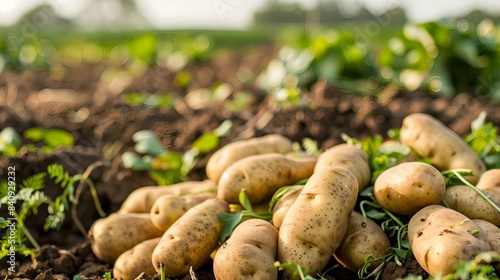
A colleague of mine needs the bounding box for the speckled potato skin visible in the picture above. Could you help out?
[113,237,161,280]
[408,205,491,276]
[213,219,279,280]
[217,153,317,204]
[119,180,217,213]
[88,213,164,264]
[399,113,486,184]
[374,162,446,216]
[476,169,500,197]
[150,193,216,231]
[278,167,358,279]
[206,134,293,183]
[333,211,391,272]
[315,143,371,192]
[272,186,303,229]
[152,198,229,278]
[444,185,500,227]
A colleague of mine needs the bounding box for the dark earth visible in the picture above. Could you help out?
[1,41,500,280]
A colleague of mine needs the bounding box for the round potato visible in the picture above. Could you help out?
[272,186,303,229]
[408,205,491,276]
[152,198,229,278]
[444,185,500,227]
[278,167,358,279]
[374,162,446,215]
[150,192,216,231]
[314,143,371,192]
[206,134,293,183]
[476,169,500,197]
[333,211,391,272]
[113,237,161,280]
[399,113,486,184]
[472,219,500,253]
[88,213,164,264]
[213,219,279,280]
[217,152,317,204]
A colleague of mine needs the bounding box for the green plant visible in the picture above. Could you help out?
[0,163,104,260]
[0,127,22,156]
[23,127,74,153]
[465,111,500,169]
[122,120,232,185]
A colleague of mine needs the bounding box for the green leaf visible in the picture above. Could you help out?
[0,127,21,148]
[218,212,243,243]
[213,119,233,137]
[121,151,152,170]
[192,132,219,154]
[43,129,74,148]
[127,33,157,63]
[239,190,252,211]
[23,127,45,141]
[133,130,166,155]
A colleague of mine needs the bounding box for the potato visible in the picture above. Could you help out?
[118,180,216,213]
[113,237,161,280]
[399,113,486,184]
[88,213,164,264]
[278,167,358,279]
[408,205,491,276]
[476,169,500,197]
[472,219,500,253]
[272,186,303,229]
[217,152,317,204]
[150,192,216,231]
[315,143,371,192]
[333,211,391,272]
[152,198,229,278]
[213,219,279,280]
[206,134,293,183]
[374,162,445,216]
[444,185,500,227]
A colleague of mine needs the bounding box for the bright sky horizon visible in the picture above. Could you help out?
[1,0,500,30]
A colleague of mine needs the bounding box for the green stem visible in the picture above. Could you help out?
[449,169,500,214]
[21,225,39,249]
[86,178,106,218]
[382,208,405,228]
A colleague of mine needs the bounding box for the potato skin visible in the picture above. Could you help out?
[472,219,500,253]
[444,185,500,227]
[119,180,216,213]
[374,162,445,216]
[152,198,229,278]
[206,134,293,183]
[213,219,279,280]
[217,153,317,204]
[88,213,164,264]
[315,143,371,192]
[408,205,491,276]
[476,169,500,197]
[150,193,216,231]
[399,113,486,184]
[333,211,391,272]
[272,186,303,229]
[278,167,358,279]
[113,237,161,280]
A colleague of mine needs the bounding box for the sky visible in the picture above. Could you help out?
[1,0,500,29]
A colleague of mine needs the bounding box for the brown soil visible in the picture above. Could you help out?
[1,42,499,280]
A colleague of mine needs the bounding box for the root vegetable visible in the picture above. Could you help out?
[272,186,303,229]
[113,237,160,280]
[476,169,500,197]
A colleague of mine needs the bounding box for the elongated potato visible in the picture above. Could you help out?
[408,205,491,276]
[150,192,216,231]
[206,134,293,183]
[113,237,161,280]
[315,143,371,192]
[213,219,279,280]
[152,198,229,278]
[399,113,486,184]
[374,162,446,216]
[444,185,500,227]
[217,152,317,204]
[88,213,164,264]
[119,180,216,213]
[476,169,500,197]
[272,186,303,229]
[333,211,391,272]
[278,167,358,279]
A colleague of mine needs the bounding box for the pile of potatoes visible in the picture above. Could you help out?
[87,113,500,280]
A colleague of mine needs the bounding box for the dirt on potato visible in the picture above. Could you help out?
[1,41,499,280]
